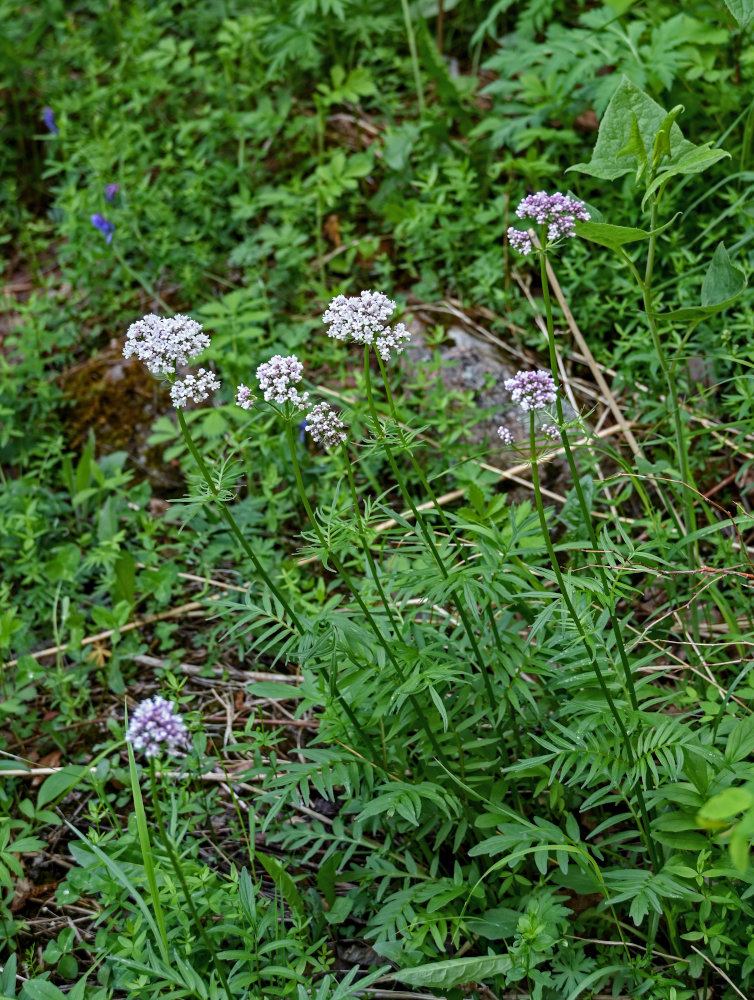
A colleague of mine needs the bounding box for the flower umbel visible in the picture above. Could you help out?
[170,369,221,408]
[323,290,410,360]
[91,213,115,244]
[506,229,532,256]
[123,314,210,375]
[256,354,309,409]
[541,423,559,440]
[126,696,188,759]
[235,384,255,410]
[305,402,347,450]
[42,107,58,135]
[504,369,558,412]
[507,191,590,255]
[497,426,514,445]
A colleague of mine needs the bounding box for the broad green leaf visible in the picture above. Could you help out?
[393,953,512,989]
[725,0,754,27]
[697,787,754,827]
[702,242,747,307]
[21,979,67,1000]
[575,214,676,250]
[650,243,746,321]
[37,766,88,809]
[569,77,694,181]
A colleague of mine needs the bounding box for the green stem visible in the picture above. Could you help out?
[539,251,639,712]
[148,761,233,1000]
[641,200,700,643]
[527,413,659,874]
[176,409,301,632]
[341,443,402,636]
[284,421,461,782]
[366,350,500,716]
[399,0,424,116]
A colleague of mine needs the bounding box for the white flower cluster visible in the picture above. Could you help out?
[235,384,255,410]
[170,369,221,409]
[305,402,346,450]
[322,291,410,361]
[126,696,188,759]
[255,354,309,409]
[123,314,210,375]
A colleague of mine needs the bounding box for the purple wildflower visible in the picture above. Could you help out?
[507,228,533,256]
[235,384,255,410]
[497,426,514,445]
[126,696,188,759]
[256,354,309,409]
[104,183,120,202]
[305,402,347,450]
[508,191,590,253]
[123,314,210,376]
[323,290,411,360]
[170,368,220,408]
[42,107,59,135]
[91,213,115,244]
[541,424,559,440]
[504,370,558,412]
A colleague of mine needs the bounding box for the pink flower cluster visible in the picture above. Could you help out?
[322,290,410,361]
[497,426,514,445]
[507,191,590,255]
[504,369,558,412]
[305,402,347,450]
[126,696,188,759]
[255,354,309,410]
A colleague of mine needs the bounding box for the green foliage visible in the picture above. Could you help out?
[3,1,754,998]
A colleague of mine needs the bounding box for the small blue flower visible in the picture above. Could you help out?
[42,107,59,136]
[90,213,115,244]
[104,183,120,202]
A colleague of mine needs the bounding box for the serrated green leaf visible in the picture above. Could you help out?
[725,0,754,27]
[569,77,693,181]
[393,953,512,989]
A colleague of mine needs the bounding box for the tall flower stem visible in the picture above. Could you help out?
[538,251,640,713]
[283,421,464,786]
[365,349,500,717]
[639,200,700,641]
[148,761,233,1000]
[175,409,301,631]
[527,413,660,875]
[341,444,402,637]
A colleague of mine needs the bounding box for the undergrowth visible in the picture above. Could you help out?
[2,2,754,999]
